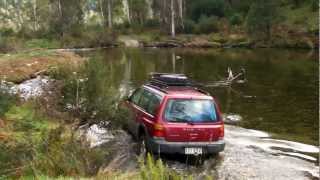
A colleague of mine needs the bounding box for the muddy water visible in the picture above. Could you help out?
[79,48,319,179]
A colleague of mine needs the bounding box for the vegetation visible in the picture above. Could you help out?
[0,0,318,179]
[0,0,317,51]
[0,86,187,178]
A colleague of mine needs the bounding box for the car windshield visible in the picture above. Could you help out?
[164,99,217,123]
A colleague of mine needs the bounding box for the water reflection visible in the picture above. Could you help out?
[80,48,318,145]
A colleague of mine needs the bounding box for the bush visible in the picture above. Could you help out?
[197,15,219,34]
[189,0,226,21]
[58,55,126,126]
[0,103,107,178]
[144,19,160,28]
[139,154,187,180]
[0,28,14,37]
[229,13,242,25]
[182,19,197,34]
[0,87,17,117]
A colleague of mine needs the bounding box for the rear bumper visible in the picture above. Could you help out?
[146,137,225,155]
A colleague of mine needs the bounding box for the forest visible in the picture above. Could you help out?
[0,0,318,50]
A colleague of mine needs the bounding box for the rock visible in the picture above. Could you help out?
[123,39,140,47]
[9,76,52,100]
[118,36,140,47]
[223,114,243,125]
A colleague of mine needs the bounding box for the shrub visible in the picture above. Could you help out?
[58,55,125,126]
[0,28,14,37]
[182,19,197,34]
[189,0,226,21]
[139,154,187,180]
[144,19,160,28]
[229,14,242,25]
[0,103,107,178]
[0,86,17,117]
[197,15,219,34]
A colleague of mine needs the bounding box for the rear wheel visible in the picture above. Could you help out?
[137,134,148,158]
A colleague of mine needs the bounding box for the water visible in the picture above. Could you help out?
[76,48,319,179]
[80,48,318,146]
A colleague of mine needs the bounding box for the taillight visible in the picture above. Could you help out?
[219,124,224,139]
[153,123,165,137]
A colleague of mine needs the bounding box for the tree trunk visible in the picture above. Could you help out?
[3,0,7,9]
[124,0,131,24]
[99,0,105,26]
[107,0,112,28]
[170,0,175,37]
[178,0,183,28]
[33,0,38,31]
[16,0,23,29]
[58,0,62,18]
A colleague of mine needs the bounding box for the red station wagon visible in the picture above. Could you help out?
[125,73,225,156]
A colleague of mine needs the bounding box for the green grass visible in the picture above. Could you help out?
[24,39,60,49]
[0,49,57,61]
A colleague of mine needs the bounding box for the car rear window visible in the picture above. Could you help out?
[164,99,217,123]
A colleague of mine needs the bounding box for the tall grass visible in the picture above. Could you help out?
[0,100,108,179]
[139,154,191,180]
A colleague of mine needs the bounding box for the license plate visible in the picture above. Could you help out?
[185,147,202,155]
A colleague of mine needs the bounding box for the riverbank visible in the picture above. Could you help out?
[118,31,318,49]
[0,26,318,54]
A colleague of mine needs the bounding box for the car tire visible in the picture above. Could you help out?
[137,134,148,158]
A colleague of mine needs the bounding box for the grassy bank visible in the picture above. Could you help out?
[0,50,83,83]
[0,90,190,179]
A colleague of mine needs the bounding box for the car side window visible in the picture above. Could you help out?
[130,88,143,105]
[147,94,161,115]
[139,90,153,111]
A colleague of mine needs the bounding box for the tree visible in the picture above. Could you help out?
[170,0,175,37]
[49,0,84,36]
[246,0,279,41]
[107,0,112,28]
[128,0,149,25]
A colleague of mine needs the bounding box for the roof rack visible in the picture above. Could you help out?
[149,72,194,87]
[147,72,210,95]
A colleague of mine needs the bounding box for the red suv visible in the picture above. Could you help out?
[125,73,225,156]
